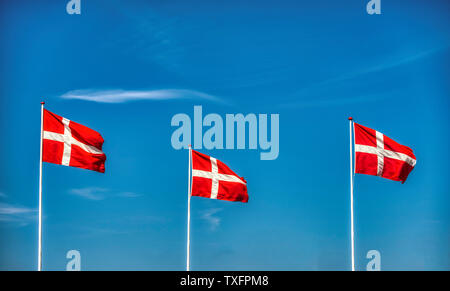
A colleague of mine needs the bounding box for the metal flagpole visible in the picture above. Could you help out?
[348,117,355,271]
[186,145,192,271]
[38,101,45,271]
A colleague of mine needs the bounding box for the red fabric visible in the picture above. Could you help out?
[42,109,106,173]
[354,123,416,183]
[191,150,248,203]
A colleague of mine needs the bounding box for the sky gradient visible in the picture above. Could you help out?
[0,0,449,270]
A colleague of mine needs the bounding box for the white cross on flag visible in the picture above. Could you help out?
[191,150,248,202]
[42,109,106,173]
[354,123,416,183]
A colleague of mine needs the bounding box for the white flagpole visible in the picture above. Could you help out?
[186,145,192,271]
[348,117,355,271]
[38,101,45,271]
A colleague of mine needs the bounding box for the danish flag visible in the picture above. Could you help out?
[191,150,248,203]
[354,123,416,183]
[42,109,106,173]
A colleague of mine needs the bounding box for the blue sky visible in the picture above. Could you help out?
[0,0,449,270]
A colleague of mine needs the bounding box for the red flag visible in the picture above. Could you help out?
[191,150,248,202]
[354,123,416,183]
[43,109,106,173]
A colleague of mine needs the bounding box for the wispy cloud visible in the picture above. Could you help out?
[60,89,224,104]
[0,192,6,198]
[68,188,142,200]
[116,192,142,198]
[281,45,449,108]
[104,1,185,71]
[201,208,222,231]
[68,187,108,201]
[0,202,37,226]
[296,46,448,96]
[74,215,168,238]
[0,203,35,215]
[279,92,393,109]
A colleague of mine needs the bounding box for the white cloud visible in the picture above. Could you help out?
[302,46,447,94]
[201,208,222,231]
[0,203,35,215]
[279,92,392,109]
[103,3,184,71]
[68,187,108,201]
[60,89,223,104]
[68,188,142,200]
[0,202,37,226]
[116,192,142,198]
[281,45,449,108]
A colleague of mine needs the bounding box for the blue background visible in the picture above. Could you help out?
[0,0,448,270]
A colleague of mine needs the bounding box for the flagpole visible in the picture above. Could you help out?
[348,117,355,271]
[38,101,45,271]
[186,145,192,271]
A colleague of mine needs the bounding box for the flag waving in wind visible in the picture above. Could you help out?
[186,148,248,271]
[43,109,106,173]
[347,119,417,271]
[37,104,106,271]
[191,149,248,203]
[354,122,416,183]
